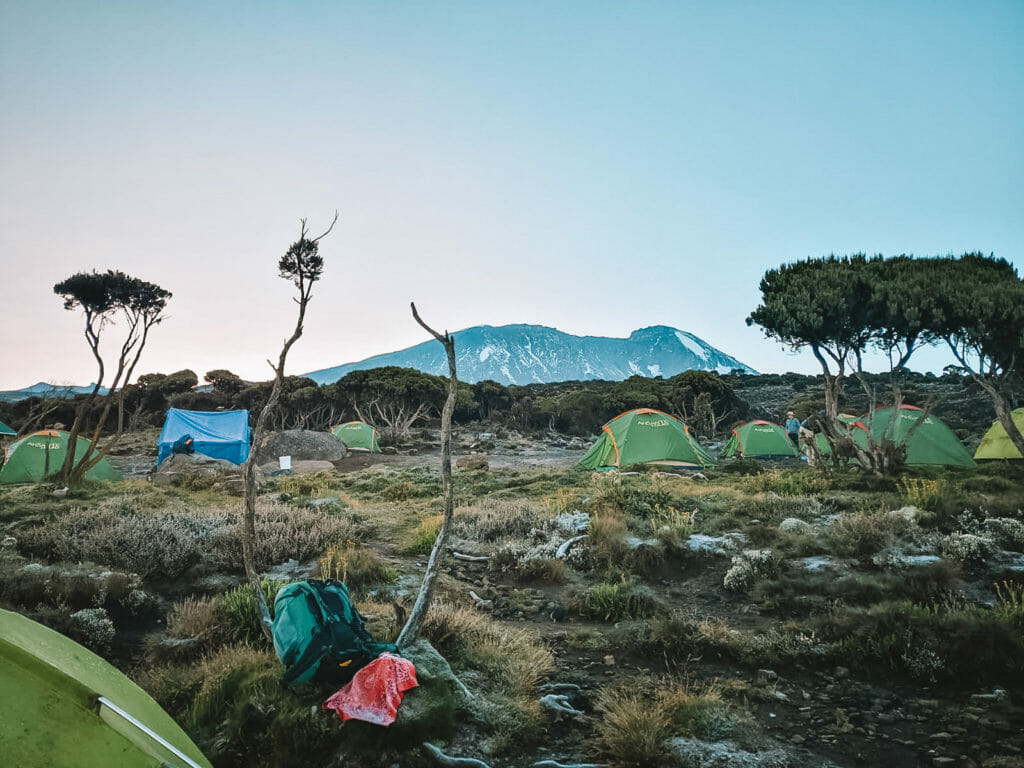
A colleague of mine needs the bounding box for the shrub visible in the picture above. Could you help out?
[404,515,443,555]
[317,540,398,588]
[581,575,658,621]
[741,469,830,496]
[723,550,781,592]
[829,509,914,560]
[217,579,287,644]
[995,580,1024,625]
[899,477,944,510]
[453,499,555,542]
[16,498,359,578]
[593,679,736,767]
[985,518,1024,552]
[68,607,115,654]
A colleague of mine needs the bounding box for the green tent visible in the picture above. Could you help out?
[863,405,975,467]
[974,408,1024,460]
[0,420,16,437]
[812,413,869,458]
[0,608,212,768]
[578,408,715,470]
[331,421,381,453]
[721,420,799,459]
[0,430,122,484]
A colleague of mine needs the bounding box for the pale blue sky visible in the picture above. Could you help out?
[1,1,1021,389]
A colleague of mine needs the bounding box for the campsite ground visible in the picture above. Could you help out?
[2,426,1024,768]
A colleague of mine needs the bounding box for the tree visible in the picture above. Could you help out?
[932,255,1024,457]
[204,369,246,395]
[395,303,458,650]
[241,213,336,639]
[53,270,171,483]
[329,367,446,442]
[747,255,933,475]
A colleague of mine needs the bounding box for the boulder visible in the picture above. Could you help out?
[390,639,465,739]
[151,453,255,494]
[258,429,347,463]
[456,454,489,471]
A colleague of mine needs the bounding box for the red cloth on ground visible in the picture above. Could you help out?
[322,652,418,726]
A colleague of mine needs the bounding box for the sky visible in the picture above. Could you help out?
[1,1,1022,390]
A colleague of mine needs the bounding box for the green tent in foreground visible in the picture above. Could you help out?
[331,421,381,453]
[0,419,16,437]
[0,608,212,768]
[0,430,122,484]
[975,408,1024,460]
[866,405,974,467]
[813,406,974,467]
[579,408,714,470]
[722,420,799,459]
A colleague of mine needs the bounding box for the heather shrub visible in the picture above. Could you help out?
[741,469,830,496]
[723,549,781,592]
[68,607,116,654]
[984,517,1024,552]
[453,499,555,542]
[16,498,359,578]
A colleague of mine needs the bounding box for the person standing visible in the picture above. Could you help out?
[785,411,800,446]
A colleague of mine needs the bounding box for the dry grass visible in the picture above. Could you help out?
[829,509,915,560]
[593,678,734,767]
[420,602,554,694]
[317,540,398,588]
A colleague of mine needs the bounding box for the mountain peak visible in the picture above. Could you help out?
[304,324,756,385]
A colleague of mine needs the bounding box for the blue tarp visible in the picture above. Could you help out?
[157,408,251,466]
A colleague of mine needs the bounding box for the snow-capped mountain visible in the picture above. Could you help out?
[303,325,757,385]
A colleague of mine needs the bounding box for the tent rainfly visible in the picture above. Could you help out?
[331,421,381,453]
[578,408,715,470]
[0,420,16,437]
[157,408,251,466]
[721,420,799,459]
[0,430,122,484]
[974,408,1024,461]
[0,608,212,768]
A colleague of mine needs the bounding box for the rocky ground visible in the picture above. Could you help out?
[34,425,1024,767]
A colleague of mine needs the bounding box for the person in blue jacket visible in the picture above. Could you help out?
[785,411,800,446]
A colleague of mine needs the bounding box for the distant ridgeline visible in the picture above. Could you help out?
[0,382,108,404]
[302,324,758,386]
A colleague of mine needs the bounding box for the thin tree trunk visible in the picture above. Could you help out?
[396,303,457,651]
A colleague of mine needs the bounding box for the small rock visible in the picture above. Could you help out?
[603,655,615,666]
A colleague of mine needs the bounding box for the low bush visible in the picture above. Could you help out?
[593,678,738,767]
[217,579,287,644]
[403,514,443,555]
[15,498,360,578]
[829,509,915,560]
[317,540,398,589]
[580,575,658,621]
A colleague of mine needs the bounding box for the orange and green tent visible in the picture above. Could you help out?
[864,405,974,467]
[331,421,381,453]
[0,430,122,484]
[1,608,212,768]
[722,420,799,459]
[974,408,1024,461]
[578,408,714,470]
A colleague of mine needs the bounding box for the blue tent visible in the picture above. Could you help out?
[157,408,251,466]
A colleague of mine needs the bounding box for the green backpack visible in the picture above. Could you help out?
[271,580,396,685]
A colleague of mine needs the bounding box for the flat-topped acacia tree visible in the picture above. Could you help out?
[53,270,171,484]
